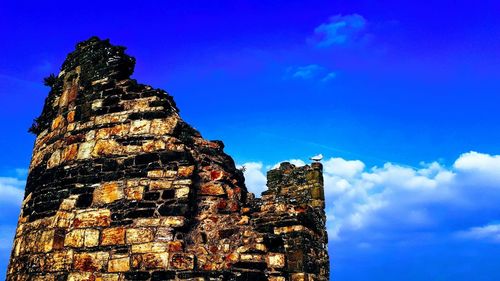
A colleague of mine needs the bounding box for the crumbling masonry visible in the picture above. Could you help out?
[7,37,329,281]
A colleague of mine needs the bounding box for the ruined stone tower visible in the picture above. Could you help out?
[7,37,329,281]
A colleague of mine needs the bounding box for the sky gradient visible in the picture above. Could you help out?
[1,1,500,280]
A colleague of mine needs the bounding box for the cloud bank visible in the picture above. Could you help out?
[242,151,500,248]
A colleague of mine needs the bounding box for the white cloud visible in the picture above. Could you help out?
[311,14,367,47]
[456,223,500,243]
[321,72,337,82]
[285,65,338,83]
[286,64,324,80]
[241,151,500,247]
[239,162,268,196]
[0,177,25,206]
[324,157,364,178]
[454,151,500,183]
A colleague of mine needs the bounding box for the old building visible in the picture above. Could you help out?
[7,37,329,281]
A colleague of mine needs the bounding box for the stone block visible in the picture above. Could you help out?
[44,250,73,272]
[131,253,169,269]
[93,182,124,205]
[126,228,154,244]
[122,98,151,111]
[73,209,111,228]
[84,229,100,247]
[267,253,286,269]
[149,180,173,190]
[131,242,168,253]
[74,252,109,272]
[290,273,308,281]
[47,149,62,169]
[96,124,129,139]
[67,111,76,122]
[101,227,125,245]
[124,184,144,200]
[142,139,166,152]
[199,183,225,196]
[155,227,174,242]
[96,274,120,281]
[62,144,79,162]
[108,257,130,272]
[77,141,96,160]
[150,117,178,135]
[51,115,66,131]
[65,229,85,247]
[67,272,94,281]
[168,241,183,252]
[177,165,195,177]
[130,120,151,135]
[92,139,123,157]
[161,216,185,227]
[135,218,161,227]
[175,186,190,199]
[94,114,127,125]
[40,229,55,252]
[240,254,264,262]
[147,169,176,179]
[210,170,227,181]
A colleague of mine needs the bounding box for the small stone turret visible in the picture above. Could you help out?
[251,162,329,280]
[7,37,329,281]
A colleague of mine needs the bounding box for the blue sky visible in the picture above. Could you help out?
[1,1,500,279]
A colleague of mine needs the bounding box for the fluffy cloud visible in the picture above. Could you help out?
[239,162,268,196]
[310,14,367,47]
[241,151,500,247]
